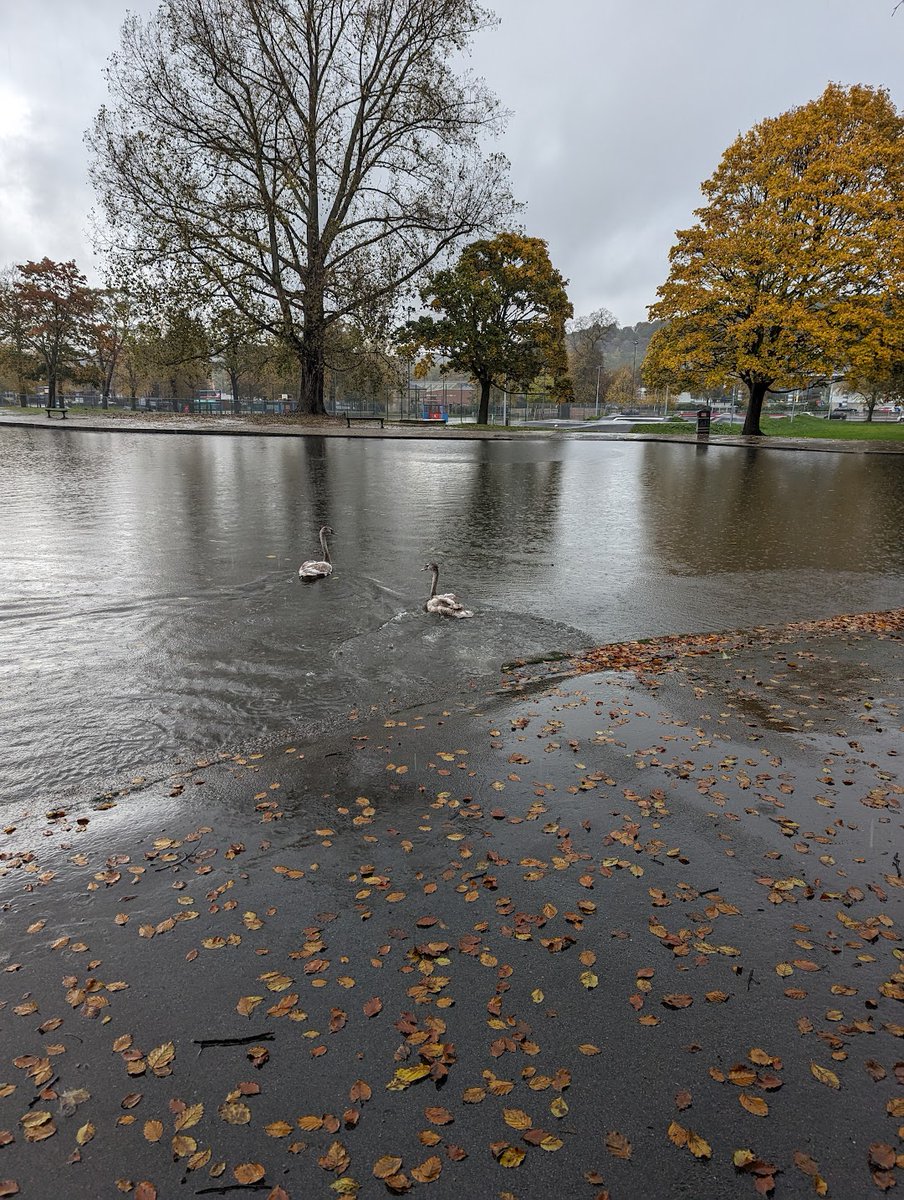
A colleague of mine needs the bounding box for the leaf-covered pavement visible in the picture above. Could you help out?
[0,614,902,1199]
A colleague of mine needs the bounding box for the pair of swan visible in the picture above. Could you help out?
[298,528,474,619]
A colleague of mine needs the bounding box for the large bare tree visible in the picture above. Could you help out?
[88,0,515,414]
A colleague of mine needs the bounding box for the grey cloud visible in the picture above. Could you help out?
[1,0,901,324]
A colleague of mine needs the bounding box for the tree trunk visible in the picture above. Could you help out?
[742,379,768,435]
[299,334,327,415]
[47,376,57,408]
[229,368,240,413]
[477,377,491,426]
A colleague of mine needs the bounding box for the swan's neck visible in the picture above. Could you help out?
[429,567,439,599]
[320,531,331,563]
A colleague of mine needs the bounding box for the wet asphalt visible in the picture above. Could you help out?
[0,620,902,1200]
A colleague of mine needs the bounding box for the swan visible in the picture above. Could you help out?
[299,526,333,580]
[422,561,474,618]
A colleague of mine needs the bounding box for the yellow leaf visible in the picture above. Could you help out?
[499,1146,526,1168]
[739,1093,768,1117]
[668,1121,687,1147]
[810,1062,840,1089]
[265,1121,294,1137]
[387,1064,430,1090]
[687,1131,712,1159]
[143,1120,163,1143]
[174,1103,203,1131]
[76,1121,95,1145]
[503,1109,532,1131]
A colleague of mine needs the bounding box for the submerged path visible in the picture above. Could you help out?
[0,613,902,1198]
[2,408,903,453]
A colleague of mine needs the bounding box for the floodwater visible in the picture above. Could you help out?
[2,427,903,805]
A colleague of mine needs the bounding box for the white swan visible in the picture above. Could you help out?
[299,526,333,580]
[423,561,474,618]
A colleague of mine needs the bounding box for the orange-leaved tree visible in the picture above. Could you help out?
[645,84,904,435]
[15,259,97,409]
[399,233,573,425]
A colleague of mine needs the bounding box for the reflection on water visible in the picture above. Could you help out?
[1,428,902,805]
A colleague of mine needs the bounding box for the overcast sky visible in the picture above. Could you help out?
[0,0,901,325]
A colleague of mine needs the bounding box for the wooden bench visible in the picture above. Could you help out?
[45,406,68,419]
[345,414,384,428]
[398,418,446,426]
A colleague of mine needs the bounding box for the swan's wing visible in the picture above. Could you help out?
[436,591,458,603]
[299,560,332,578]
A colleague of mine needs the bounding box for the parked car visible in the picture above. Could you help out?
[828,411,848,420]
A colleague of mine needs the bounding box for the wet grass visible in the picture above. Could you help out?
[632,414,904,440]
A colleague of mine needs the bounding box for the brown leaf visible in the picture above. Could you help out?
[662,994,693,1009]
[410,1156,442,1183]
[502,1109,531,1131]
[233,1163,265,1185]
[133,1185,157,1200]
[373,1156,403,1180]
[605,1131,632,1159]
[219,1102,251,1125]
[363,996,383,1018]
[675,1090,692,1111]
[869,1144,896,1171]
[424,1106,453,1126]
[349,1080,372,1103]
[318,1141,350,1174]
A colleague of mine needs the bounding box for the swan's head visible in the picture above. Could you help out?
[422,562,438,572]
[320,525,333,536]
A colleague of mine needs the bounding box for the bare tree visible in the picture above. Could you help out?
[567,307,616,411]
[88,0,515,414]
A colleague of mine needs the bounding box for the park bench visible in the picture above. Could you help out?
[344,414,384,428]
[45,406,68,419]
[398,418,446,425]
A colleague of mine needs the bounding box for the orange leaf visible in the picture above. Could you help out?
[233,1163,265,1185]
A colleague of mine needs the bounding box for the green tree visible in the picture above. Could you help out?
[84,290,133,408]
[401,232,573,425]
[646,84,904,435]
[0,266,37,407]
[89,0,515,416]
[140,308,211,402]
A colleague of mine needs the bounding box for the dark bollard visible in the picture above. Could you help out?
[696,407,711,437]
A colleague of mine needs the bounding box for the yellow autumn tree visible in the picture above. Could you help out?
[645,84,904,435]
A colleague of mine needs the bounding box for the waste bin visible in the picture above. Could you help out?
[696,407,711,436]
